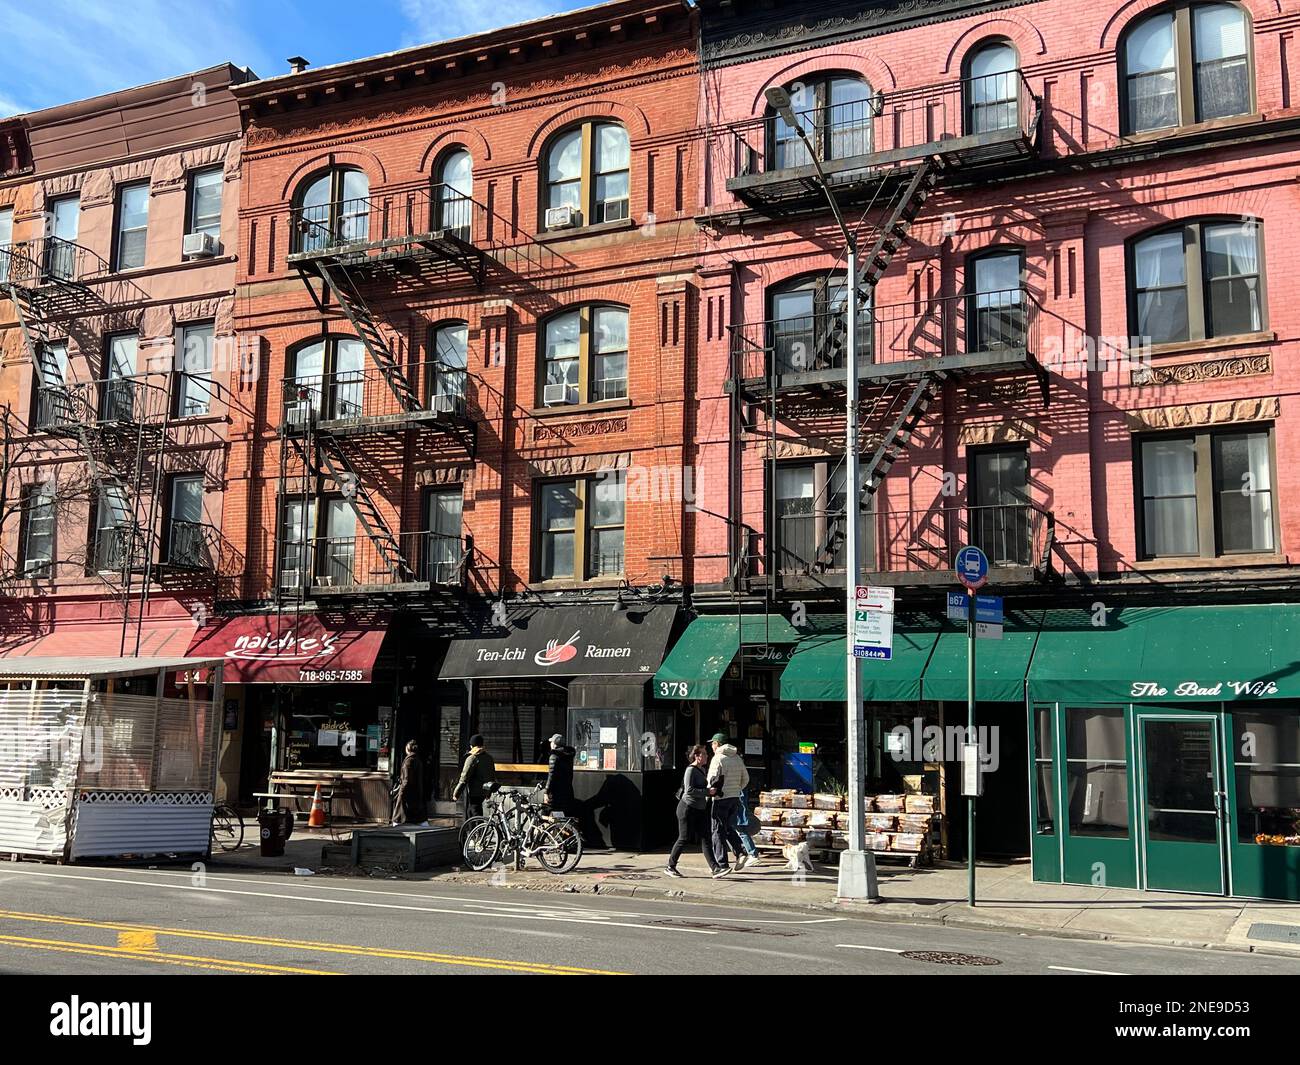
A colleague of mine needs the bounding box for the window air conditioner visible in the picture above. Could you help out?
[545,206,580,230]
[542,383,572,407]
[285,401,314,429]
[182,232,219,259]
[432,393,464,416]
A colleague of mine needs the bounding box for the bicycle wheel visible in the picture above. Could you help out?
[536,819,583,874]
[459,815,488,847]
[462,820,501,871]
[211,805,243,852]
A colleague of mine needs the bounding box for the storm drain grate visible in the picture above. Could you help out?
[899,950,1001,966]
[649,920,801,937]
[1246,922,1300,945]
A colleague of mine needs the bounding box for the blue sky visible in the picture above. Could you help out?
[0,0,583,117]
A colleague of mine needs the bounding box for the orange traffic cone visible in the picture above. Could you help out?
[308,785,327,828]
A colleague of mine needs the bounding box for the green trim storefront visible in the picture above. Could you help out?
[656,603,1300,903]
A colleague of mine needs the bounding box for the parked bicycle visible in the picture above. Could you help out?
[210,802,244,852]
[461,784,582,875]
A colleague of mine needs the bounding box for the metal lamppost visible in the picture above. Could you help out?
[764,87,877,900]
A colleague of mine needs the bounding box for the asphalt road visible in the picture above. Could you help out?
[0,861,1297,976]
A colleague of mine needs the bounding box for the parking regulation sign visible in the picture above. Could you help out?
[853,585,895,660]
[955,545,989,590]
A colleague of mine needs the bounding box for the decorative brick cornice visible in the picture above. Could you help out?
[1131,352,1272,387]
[531,416,628,444]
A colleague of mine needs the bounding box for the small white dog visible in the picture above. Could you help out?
[781,841,813,872]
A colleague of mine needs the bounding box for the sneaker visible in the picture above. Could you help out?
[712,866,733,879]
[664,867,684,878]
[741,854,761,870]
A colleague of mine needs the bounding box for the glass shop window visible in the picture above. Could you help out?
[1233,709,1300,846]
[1065,706,1129,838]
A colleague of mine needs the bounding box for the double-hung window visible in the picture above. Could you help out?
[536,472,625,581]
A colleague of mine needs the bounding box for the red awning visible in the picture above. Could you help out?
[185,612,388,684]
[0,617,197,659]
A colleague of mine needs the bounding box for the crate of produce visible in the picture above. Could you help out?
[889,832,925,853]
[866,831,891,851]
[897,813,933,833]
[758,828,781,846]
[755,806,784,825]
[760,790,794,808]
[814,793,845,810]
[904,793,937,814]
[805,828,831,848]
[874,794,905,812]
[783,808,811,827]
[788,793,813,809]
[808,810,837,830]
[865,813,898,831]
[774,826,806,845]
[830,830,849,850]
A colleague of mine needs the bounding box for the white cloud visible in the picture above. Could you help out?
[398,0,570,48]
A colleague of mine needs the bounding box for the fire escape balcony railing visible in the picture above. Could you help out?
[0,236,108,289]
[281,362,470,432]
[768,502,1055,585]
[728,286,1041,395]
[278,531,471,595]
[719,70,1039,213]
[32,373,173,434]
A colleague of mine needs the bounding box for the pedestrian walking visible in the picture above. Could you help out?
[706,732,752,877]
[391,740,429,826]
[452,734,498,819]
[544,733,576,812]
[665,744,721,878]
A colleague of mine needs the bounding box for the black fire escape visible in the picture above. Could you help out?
[721,69,1055,596]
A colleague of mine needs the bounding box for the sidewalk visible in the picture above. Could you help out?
[207,830,1300,959]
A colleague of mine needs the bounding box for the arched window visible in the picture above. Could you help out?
[428,320,468,405]
[1129,218,1264,344]
[967,249,1026,352]
[964,40,1020,134]
[767,74,875,171]
[434,149,472,239]
[538,304,628,406]
[287,335,365,422]
[292,168,369,253]
[767,272,871,374]
[542,122,629,230]
[1120,3,1252,133]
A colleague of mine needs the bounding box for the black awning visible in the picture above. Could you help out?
[438,604,677,681]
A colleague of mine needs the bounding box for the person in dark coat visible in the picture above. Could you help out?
[392,740,428,826]
[665,745,721,877]
[452,734,498,819]
[543,733,575,812]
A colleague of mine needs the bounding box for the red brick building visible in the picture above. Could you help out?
[218,1,698,824]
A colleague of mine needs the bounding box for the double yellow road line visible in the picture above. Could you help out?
[0,910,624,975]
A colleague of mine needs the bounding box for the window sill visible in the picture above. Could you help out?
[528,398,631,418]
[530,578,625,592]
[1134,332,1275,360]
[86,254,237,283]
[1116,112,1263,146]
[536,218,637,244]
[1130,553,1288,571]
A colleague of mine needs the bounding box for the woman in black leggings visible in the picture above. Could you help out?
[665,744,720,877]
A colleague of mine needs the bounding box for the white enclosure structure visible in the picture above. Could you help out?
[0,656,223,861]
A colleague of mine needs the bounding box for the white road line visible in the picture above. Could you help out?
[836,943,907,953]
[7,864,844,926]
[1048,965,1127,975]
[0,867,716,935]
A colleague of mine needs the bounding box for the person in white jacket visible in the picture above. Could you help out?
[706,733,761,875]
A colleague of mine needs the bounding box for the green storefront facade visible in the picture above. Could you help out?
[658,603,1300,902]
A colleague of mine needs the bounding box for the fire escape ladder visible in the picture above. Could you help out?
[813,159,941,371]
[814,371,947,571]
[315,262,422,413]
[297,432,414,584]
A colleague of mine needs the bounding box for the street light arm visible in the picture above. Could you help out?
[790,124,854,252]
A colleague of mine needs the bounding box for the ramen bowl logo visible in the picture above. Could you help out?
[535,631,581,667]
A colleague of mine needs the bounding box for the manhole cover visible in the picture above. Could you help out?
[899,950,1001,966]
[648,920,800,937]
[1247,922,1300,945]
[601,873,656,882]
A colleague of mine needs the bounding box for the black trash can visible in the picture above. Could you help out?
[258,808,294,858]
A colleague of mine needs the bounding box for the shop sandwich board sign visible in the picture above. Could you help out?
[853,585,895,660]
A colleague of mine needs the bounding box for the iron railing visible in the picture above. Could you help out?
[31,373,173,434]
[281,362,469,429]
[729,286,1039,385]
[0,237,109,287]
[278,531,470,592]
[287,183,533,261]
[721,70,1038,189]
[771,502,1053,579]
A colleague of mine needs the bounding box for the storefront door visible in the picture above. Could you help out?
[1137,714,1225,894]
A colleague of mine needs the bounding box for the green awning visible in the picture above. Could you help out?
[780,617,942,702]
[1027,604,1300,703]
[921,610,1044,702]
[654,614,800,701]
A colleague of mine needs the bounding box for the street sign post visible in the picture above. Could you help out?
[853,586,895,660]
[953,546,990,908]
